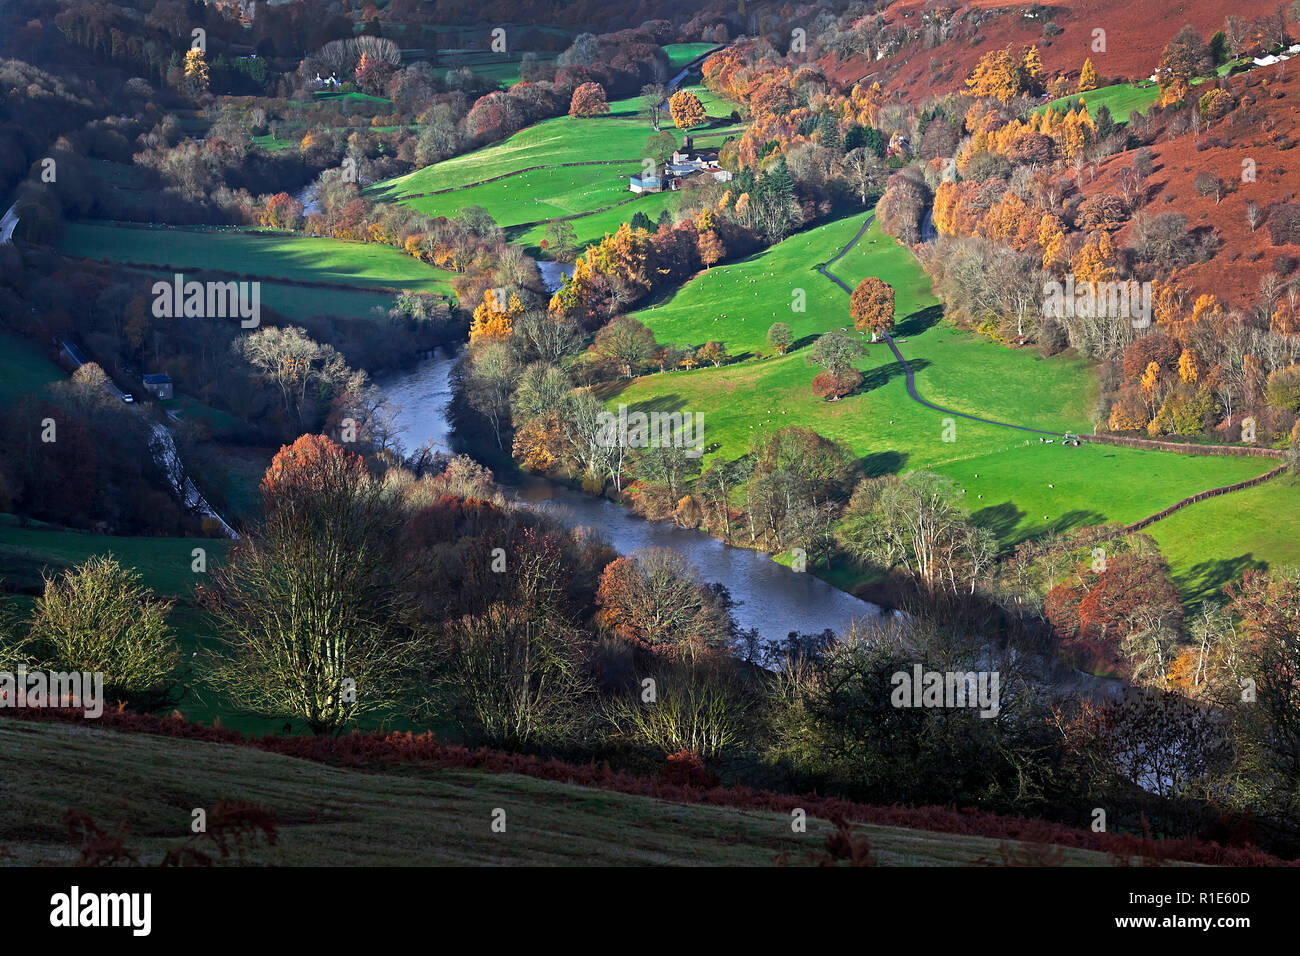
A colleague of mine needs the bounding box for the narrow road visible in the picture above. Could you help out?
[817,214,1065,437]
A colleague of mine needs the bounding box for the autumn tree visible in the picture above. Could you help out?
[849,277,895,340]
[697,229,725,268]
[669,89,707,129]
[354,51,396,95]
[261,191,304,230]
[590,315,658,378]
[1078,58,1098,92]
[569,81,610,118]
[965,47,1025,104]
[202,435,415,735]
[469,287,524,343]
[812,368,862,401]
[696,340,730,367]
[183,49,208,95]
[596,549,732,659]
[1156,24,1212,93]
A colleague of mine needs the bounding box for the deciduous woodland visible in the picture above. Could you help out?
[3,0,1300,868]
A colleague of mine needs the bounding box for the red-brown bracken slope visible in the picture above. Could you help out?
[822,0,1251,101]
[1076,58,1300,305]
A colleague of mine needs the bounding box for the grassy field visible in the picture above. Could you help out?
[510,188,682,254]
[1038,81,1159,122]
[664,42,719,70]
[0,334,65,408]
[0,516,228,598]
[60,223,452,296]
[395,161,645,225]
[1143,473,1300,606]
[117,266,398,322]
[366,86,740,202]
[0,719,1130,866]
[613,209,1276,551]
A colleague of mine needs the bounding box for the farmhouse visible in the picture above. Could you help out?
[631,151,733,193]
[142,373,173,400]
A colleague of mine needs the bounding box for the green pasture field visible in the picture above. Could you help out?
[0,334,65,409]
[0,516,227,598]
[366,86,740,202]
[510,188,683,256]
[114,266,400,322]
[59,223,452,296]
[1037,82,1159,122]
[612,210,1276,553]
[1143,473,1300,606]
[394,161,644,226]
[664,43,720,70]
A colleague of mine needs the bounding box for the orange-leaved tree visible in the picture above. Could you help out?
[849,277,895,340]
[569,81,610,118]
[470,288,524,342]
[669,89,707,129]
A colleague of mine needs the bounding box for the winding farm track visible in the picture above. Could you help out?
[817,214,1064,436]
[814,211,1292,531]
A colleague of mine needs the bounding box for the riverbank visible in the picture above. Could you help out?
[379,349,885,642]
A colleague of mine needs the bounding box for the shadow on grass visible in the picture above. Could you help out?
[1175,553,1269,609]
[859,450,908,477]
[972,506,1108,548]
[618,392,691,416]
[968,501,1025,540]
[860,357,928,393]
[894,304,943,338]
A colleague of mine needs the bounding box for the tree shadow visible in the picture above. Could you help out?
[859,357,929,393]
[858,449,908,477]
[969,501,1025,540]
[618,392,690,415]
[894,304,942,338]
[1043,509,1107,537]
[1175,554,1269,609]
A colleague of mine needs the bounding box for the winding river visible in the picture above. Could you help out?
[376,348,883,642]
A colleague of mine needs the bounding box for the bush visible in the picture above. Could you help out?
[27,556,181,711]
[1267,204,1300,246]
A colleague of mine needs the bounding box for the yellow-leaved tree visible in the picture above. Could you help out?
[668,90,707,129]
[1078,58,1098,93]
[470,288,523,342]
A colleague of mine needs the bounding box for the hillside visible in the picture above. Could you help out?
[0,718,1177,866]
[822,0,1252,99]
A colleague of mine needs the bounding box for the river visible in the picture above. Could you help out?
[0,202,19,244]
[376,348,883,642]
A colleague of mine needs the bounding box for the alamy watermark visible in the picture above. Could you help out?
[0,667,104,718]
[152,273,260,328]
[890,665,1000,718]
[1042,276,1152,329]
[596,404,705,458]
